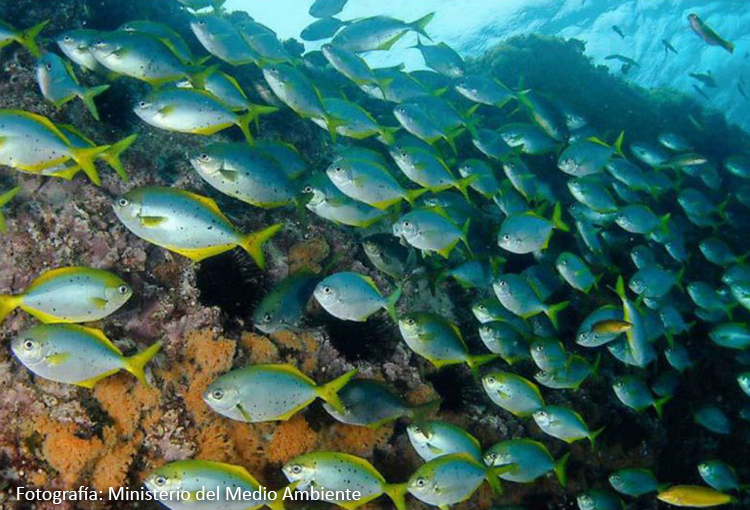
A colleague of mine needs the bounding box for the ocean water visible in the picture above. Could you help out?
[1,0,750,509]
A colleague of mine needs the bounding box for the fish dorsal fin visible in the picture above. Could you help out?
[426,206,452,221]
[174,189,231,223]
[27,266,89,292]
[200,460,260,486]
[359,274,383,295]
[76,325,123,355]
[57,123,94,146]
[220,71,249,99]
[64,60,80,85]
[10,110,72,144]
[262,363,316,386]
[587,136,610,148]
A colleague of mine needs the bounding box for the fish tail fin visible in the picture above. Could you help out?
[384,285,402,322]
[613,130,625,157]
[0,186,21,234]
[123,341,162,386]
[0,294,22,324]
[545,300,569,330]
[211,0,226,13]
[468,353,500,378]
[379,126,398,146]
[460,218,474,257]
[614,275,626,298]
[239,223,283,269]
[17,19,48,58]
[404,187,429,206]
[409,35,425,50]
[71,145,109,186]
[317,369,358,415]
[554,452,570,487]
[409,12,435,40]
[444,127,464,154]
[675,266,686,293]
[188,63,220,89]
[324,115,347,143]
[79,84,110,121]
[101,134,137,182]
[653,395,671,419]
[588,426,605,450]
[659,213,671,235]
[551,201,570,232]
[383,483,408,510]
[725,40,735,54]
[591,352,602,378]
[453,174,477,203]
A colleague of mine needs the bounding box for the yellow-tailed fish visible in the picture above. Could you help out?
[0,109,109,185]
[90,30,215,87]
[188,142,298,209]
[0,266,132,325]
[331,13,435,53]
[144,460,287,510]
[0,18,48,57]
[36,53,110,120]
[313,271,401,322]
[262,63,344,140]
[283,452,407,510]
[119,20,199,66]
[203,364,356,422]
[133,87,276,142]
[189,14,260,66]
[407,453,513,508]
[11,324,161,388]
[0,186,20,234]
[112,186,282,268]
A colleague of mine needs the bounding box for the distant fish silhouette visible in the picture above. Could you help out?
[662,39,678,55]
[612,25,625,39]
[738,83,748,99]
[688,13,734,53]
[605,54,640,67]
[689,72,717,88]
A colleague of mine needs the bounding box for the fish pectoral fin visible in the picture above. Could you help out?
[219,169,239,182]
[75,369,120,389]
[138,215,167,227]
[45,353,70,366]
[157,104,176,115]
[236,403,253,422]
[426,444,443,455]
[90,297,109,309]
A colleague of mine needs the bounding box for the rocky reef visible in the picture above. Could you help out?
[0,1,748,510]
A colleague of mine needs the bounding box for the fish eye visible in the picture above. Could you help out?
[322,286,332,294]
[415,477,427,488]
[199,153,210,161]
[263,313,272,322]
[64,35,71,41]
[534,344,543,351]
[118,284,129,295]
[211,389,224,400]
[290,464,302,474]
[198,20,206,26]
[486,453,497,462]
[403,221,411,227]
[45,63,52,71]
[502,234,511,241]
[23,339,36,350]
[334,166,343,173]
[405,317,416,326]
[96,39,103,45]
[486,376,496,384]
[117,198,129,207]
[302,185,313,194]
[139,101,148,108]
[538,370,547,377]
[154,476,167,487]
